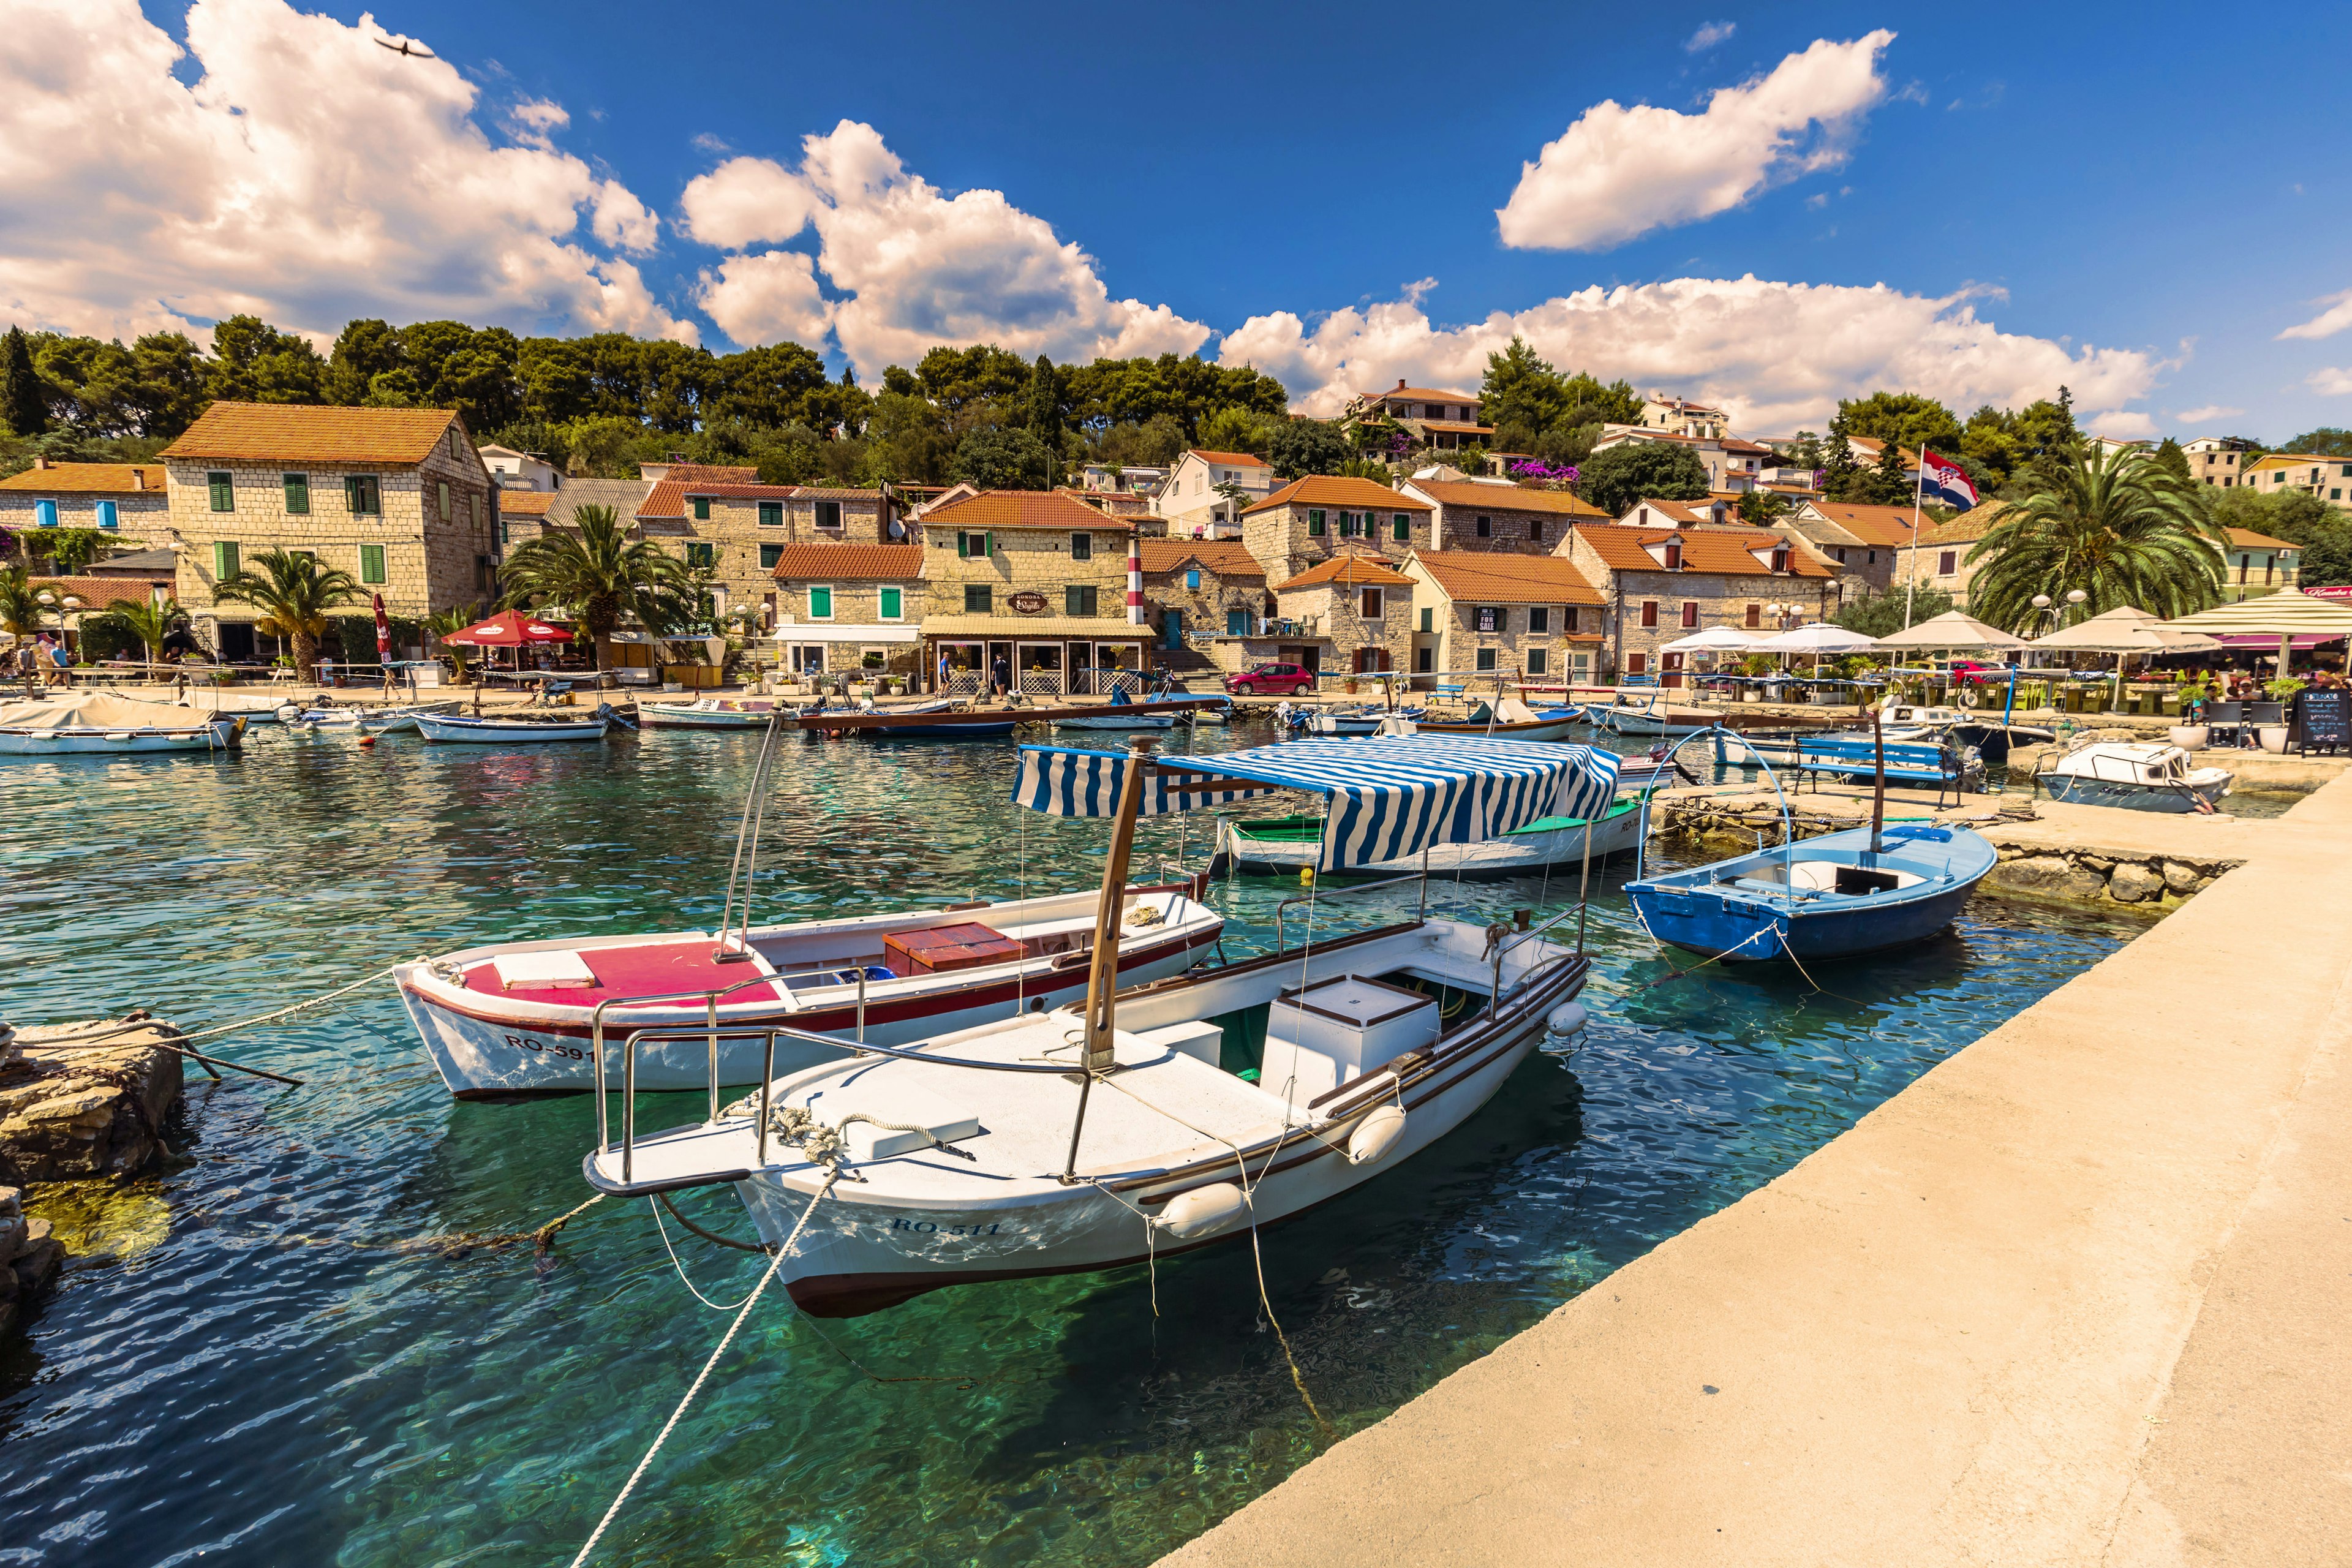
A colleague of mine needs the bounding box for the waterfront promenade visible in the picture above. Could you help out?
[1161,772,2352,1566]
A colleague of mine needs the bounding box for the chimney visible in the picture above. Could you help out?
[132,469,146,489]
[31,455,49,469]
[1396,379,1407,391]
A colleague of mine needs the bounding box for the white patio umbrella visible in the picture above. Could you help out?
[2029,607,2220,711]
[1659,625,1763,653]
[1874,610,2029,651]
[1754,623,1879,653]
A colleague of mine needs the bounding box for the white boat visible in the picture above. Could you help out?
[1587,699,1724,738]
[2035,741,2231,813]
[638,697,778,730]
[1214,795,1650,876]
[1052,706,1178,731]
[279,701,459,734]
[394,885,1224,1098]
[0,692,244,756]
[415,707,616,744]
[581,733,1618,1315]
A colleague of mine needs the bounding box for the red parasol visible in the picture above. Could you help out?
[439,608,573,647]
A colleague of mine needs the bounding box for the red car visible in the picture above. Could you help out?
[1225,662,1317,696]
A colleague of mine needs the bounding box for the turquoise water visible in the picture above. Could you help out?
[0,720,2138,1566]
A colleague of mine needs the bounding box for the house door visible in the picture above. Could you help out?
[1162,609,1183,651]
[1662,650,1685,688]
[1226,607,1250,636]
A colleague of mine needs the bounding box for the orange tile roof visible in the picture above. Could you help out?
[497,490,557,516]
[1409,480,1610,518]
[1801,500,1925,548]
[654,462,760,484]
[2225,527,2299,549]
[1138,540,1265,579]
[161,402,462,465]
[768,543,924,581]
[1187,449,1267,467]
[1572,523,1831,579]
[790,487,886,502]
[1275,554,1416,590]
[1411,550,1602,605]
[1622,498,1718,527]
[1848,436,1921,466]
[923,490,1137,531]
[638,479,686,519]
[679,483,801,499]
[0,462,167,494]
[30,574,171,610]
[1244,476,1434,516]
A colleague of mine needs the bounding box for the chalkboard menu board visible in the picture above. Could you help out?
[2292,688,2350,754]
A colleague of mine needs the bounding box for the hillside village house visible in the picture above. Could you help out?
[160,402,497,662]
[1639,394,1727,439]
[1078,462,1166,499]
[1890,500,2006,610]
[1139,539,1267,670]
[1155,450,1275,537]
[1057,486,1156,526]
[2183,437,2256,488]
[918,489,1152,695]
[767,542,924,677]
[1617,496,1740,530]
[479,445,562,491]
[1269,554,1418,675]
[1558,520,1833,682]
[634,480,895,629]
[1402,550,1606,685]
[0,461,171,551]
[1396,477,1611,552]
[1774,499,1925,602]
[2221,529,2301,601]
[1240,475,1433,581]
[2242,453,2352,512]
[1343,381,1494,455]
[1589,426,1756,493]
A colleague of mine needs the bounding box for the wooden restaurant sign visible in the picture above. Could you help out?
[1008,590,1049,614]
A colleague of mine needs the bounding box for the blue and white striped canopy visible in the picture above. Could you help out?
[1012,737,1622,871]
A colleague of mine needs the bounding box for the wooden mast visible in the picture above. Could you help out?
[1061,739,1150,1181]
[1869,707,1887,854]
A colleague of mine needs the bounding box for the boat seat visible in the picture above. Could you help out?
[1730,878,1823,899]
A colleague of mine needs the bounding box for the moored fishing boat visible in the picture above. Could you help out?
[415,706,623,744]
[637,696,778,729]
[2035,741,2231,813]
[0,692,244,756]
[1212,793,1648,876]
[581,732,1617,1314]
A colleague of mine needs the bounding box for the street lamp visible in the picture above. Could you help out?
[2029,588,2089,630]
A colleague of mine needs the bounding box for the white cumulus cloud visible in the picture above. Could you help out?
[681,121,1210,373]
[1498,31,1896,252]
[2174,404,2246,424]
[2309,368,2352,398]
[1685,21,1736,52]
[0,0,690,345]
[1217,276,2162,434]
[2279,288,2352,342]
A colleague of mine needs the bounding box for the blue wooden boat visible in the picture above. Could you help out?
[1625,823,1996,962]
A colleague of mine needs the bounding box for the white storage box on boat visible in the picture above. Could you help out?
[809,1080,981,1162]
[1133,1020,1224,1068]
[492,949,598,990]
[1156,1182,1246,1239]
[1259,974,1438,1108]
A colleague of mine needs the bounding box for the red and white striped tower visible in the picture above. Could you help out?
[1126,532,1145,625]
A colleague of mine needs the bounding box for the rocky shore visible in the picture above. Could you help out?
[0,1017,186,1333]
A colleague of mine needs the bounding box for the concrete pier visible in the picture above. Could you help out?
[1161,773,2352,1567]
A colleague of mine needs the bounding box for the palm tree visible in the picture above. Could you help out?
[0,563,42,640]
[498,503,692,670]
[424,601,484,682]
[1964,447,2225,630]
[212,549,362,674]
[111,596,184,663]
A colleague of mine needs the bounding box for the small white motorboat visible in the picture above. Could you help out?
[279,701,459,734]
[0,692,244,756]
[415,706,619,744]
[638,697,778,730]
[1052,709,1178,731]
[2035,741,2231,813]
[581,733,1616,1316]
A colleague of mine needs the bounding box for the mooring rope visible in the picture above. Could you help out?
[567,1175,834,1568]
[649,1197,766,1311]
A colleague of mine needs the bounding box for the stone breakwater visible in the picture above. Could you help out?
[1985,844,2241,907]
[0,1017,186,1332]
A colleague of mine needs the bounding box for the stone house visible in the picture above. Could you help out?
[478,445,562,491]
[2241,453,2352,513]
[1155,449,1275,537]
[768,542,925,677]
[1270,554,1418,676]
[1889,500,2007,611]
[0,461,172,552]
[917,489,1153,695]
[1396,477,1611,554]
[1139,539,1268,672]
[1401,550,1607,687]
[2182,436,2256,489]
[1617,496,1740,530]
[159,402,498,662]
[1775,499,1926,603]
[1240,475,1434,583]
[1558,522,1834,682]
[1342,381,1494,456]
[634,479,896,630]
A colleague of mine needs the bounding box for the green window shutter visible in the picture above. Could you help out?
[1393,513,1409,541]
[810,586,833,618]
[1420,607,1433,633]
[685,542,715,569]
[283,473,309,514]
[880,586,902,619]
[957,532,971,558]
[965,584,992,614]
[438,481,451,522]
[208,472,233,511]
[758,501,782,527]
[360,544,386,584]
[985,532,993,556]
[1066,586,1084,616]
[759,543,782,568]
[214,541,239,578]
[1307,509,1325,537]
[693,496,710,521]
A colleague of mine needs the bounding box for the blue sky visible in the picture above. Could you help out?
[63,1,2352,440]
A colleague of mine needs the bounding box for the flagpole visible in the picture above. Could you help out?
[1902,440,1926,631]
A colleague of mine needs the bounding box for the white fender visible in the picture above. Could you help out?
[1546,1001,1589,1039]
[1155,1182,1246,1240]
[1346,1104,1408,1166]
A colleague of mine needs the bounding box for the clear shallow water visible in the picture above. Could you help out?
[0,719,2139,1567]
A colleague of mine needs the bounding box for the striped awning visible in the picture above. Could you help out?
[2164,591,2352,635]
[1012,737,1622,870]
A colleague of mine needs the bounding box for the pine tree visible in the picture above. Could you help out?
[2,326,47,437]
[1868,435,1910,505]
[1025,354,1062,474]
[1822,413,1861,499]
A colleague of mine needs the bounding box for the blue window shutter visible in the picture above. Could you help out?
[35,499,58,528]
[97,500,118,530]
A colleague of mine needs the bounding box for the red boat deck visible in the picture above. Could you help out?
[464,939,787,1008]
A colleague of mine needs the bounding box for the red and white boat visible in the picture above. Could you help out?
[393,883,1222,1099]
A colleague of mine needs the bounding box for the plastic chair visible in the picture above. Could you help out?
[2205,700,2244,747]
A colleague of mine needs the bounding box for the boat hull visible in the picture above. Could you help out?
[415,713,611,743]
[1630,877,1978,961]
[2040,774,2227,813]
[1221,800,1648,877]
[730,948,1581,1316]
[0,714,242,755]
[638,704,774,729]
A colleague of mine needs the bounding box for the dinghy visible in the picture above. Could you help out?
[638,697,778,729]
[0,692,244,756]
[415,706,620,744]
[580,733,1618,1315]
[2035,741,2231,813]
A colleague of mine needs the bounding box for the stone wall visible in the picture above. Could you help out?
[0,491,172,548]
[1983,845,2239,907]
[1275,580,1416,674]
[919,523,1129,619]
[1242,502,1428,582]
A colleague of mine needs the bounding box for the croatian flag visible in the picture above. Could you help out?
[1920,448,1978,508]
